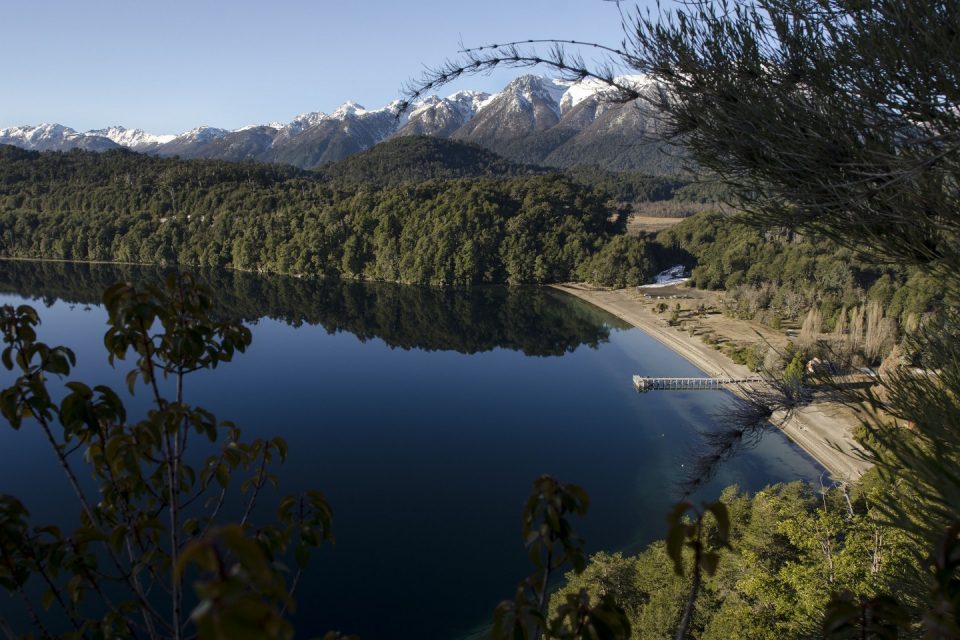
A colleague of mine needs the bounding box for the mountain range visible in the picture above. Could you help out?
[0,75,680,174]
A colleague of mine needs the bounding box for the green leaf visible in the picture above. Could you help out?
[109,525,129,553]
[215,464,230,488]
[295,542,310,569]
[125,369,138,395]
[272,436,289,462]
[183,518,200,536]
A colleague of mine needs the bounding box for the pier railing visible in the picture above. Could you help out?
[632,374,762,391]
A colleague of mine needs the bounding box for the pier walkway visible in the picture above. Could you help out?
[632,374,763,392]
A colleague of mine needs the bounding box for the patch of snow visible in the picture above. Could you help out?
[1,123,77,143]
[378,99,408,127]
[87,126,175,147]
[408,96,441,120]
[332,101,367,118]
[475,91,499,112]
[640,265,690,288]
[536,76,568,109]
[0,123,115,150]
[559,74,649,113]
[231,122,283,133]
[173,126,229,143]
[282,111,328,135]
[408,90,492,126]
[449,90,490,113]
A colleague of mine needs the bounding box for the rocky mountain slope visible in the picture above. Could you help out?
[1,75,681,174]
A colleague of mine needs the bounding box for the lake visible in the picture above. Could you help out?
[0,262,823,639]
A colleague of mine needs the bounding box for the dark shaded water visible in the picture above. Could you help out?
[0,262,822,639]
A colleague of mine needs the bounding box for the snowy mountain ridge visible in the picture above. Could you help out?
[86,126,176,149]
[1,75,632,149]
[559,74,648,112]
[0,74,673,173]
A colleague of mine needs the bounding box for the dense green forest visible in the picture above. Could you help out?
[318,138,720,206]
[314,136,544,186]
[0,144,658,287]
[552,479,916,639]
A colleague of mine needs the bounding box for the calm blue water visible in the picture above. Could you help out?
[0,263,822,639]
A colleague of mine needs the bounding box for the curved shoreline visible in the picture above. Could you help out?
[0,254,870,479]
[552,284,871,480]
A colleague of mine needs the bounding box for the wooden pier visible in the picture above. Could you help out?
[632,374,762,392]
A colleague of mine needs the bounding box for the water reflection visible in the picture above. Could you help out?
[0,260,627,356]
[0,260,822,639]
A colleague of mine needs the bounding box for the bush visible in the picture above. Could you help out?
[727,344,765,372]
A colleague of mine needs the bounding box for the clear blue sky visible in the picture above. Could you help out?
[1,0,655,133]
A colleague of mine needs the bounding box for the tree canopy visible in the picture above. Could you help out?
[0,145,659,288]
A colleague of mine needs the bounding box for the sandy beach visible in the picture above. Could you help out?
[553,284,871,480]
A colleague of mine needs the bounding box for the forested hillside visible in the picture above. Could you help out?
[314,136,543,186]
[0,145,657,286]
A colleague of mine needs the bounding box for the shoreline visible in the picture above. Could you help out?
[0,256,870,478]
[552,283,871,481]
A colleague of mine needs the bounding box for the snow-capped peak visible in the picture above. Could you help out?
[559,74,649,112]
[0,123,84,146]
[493,75,569,118]
[285,111,328,133]
[401,90,491,136]
[233,123,285,132]
[0,72,659,165]
[409,95,441,114]
[447,91,491,117]
[86,126,175,147]
[281,100,403,135]
[0,123,126,152]
[0,124,177,149]
[332,101,366,118]
[173,126,229,143]
[405,89,495,119]
[0,123,77,143]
